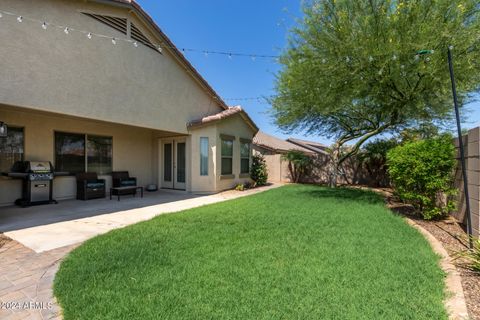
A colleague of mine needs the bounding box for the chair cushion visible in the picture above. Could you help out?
[120,180,136,187]
[86,182,105,189]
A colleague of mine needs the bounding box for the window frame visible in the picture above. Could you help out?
[240,138,251,175]
[220,134,235,177]
[0,126,25,173]
[54,131,113,175]
[200,137,209,176]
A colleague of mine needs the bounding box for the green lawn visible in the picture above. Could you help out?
[54,185,446,320]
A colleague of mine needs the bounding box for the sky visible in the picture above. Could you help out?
[137,0,480,145]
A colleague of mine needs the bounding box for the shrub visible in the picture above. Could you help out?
[251,154,268,186]
[282,150,313,183]
[386,134,456,220]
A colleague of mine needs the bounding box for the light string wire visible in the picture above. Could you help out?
[0,9,280,60]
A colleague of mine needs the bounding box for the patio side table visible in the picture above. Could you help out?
[110,186,144,201]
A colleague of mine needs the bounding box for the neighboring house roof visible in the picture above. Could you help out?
[253,131,313,154]
[287,138,330,155]
[94,0,228,110]
[187,106,259,133]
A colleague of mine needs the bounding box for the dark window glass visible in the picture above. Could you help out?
[240,141,250,174]
[164,143,172,182]
[0,127,24,173]
[177,142,186,183]
[200,137,208,176]
[55,132,85,174]
[87,135,112,175]
[221,138,233,175]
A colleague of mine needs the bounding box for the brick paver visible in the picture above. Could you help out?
[0,240,77,320]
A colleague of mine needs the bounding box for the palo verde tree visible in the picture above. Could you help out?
[271,0,480,186]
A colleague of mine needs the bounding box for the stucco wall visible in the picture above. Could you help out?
[189,125,218,193]
[0,0,224,133]
[0,105,158,206]
[215,115,255,191]
[253,146,290,183]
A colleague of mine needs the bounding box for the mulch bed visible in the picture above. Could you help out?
[381,189,480,320]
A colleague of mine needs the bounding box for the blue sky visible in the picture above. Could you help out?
[137,0,479,145]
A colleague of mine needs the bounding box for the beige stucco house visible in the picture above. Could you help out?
[0,0,258,206]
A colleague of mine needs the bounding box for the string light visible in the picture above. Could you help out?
[133,41,138,48]
[16,16,22,23]
[111,37,116,45]
[368,56,374,62]
[64,27,69,34]
[41,22,47,30]
[87,32,92,39]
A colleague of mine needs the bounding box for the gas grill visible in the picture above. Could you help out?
[8,161,58,207]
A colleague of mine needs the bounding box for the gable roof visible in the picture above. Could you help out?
[187,106,259,133]
[93,0,228,110]
[253,131,313,154]
[286,138,330,155]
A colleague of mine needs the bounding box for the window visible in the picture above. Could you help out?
[240,140,251,174]
[55,132,112,174]
[87,135,113,175]
[200,137,209,176]
[0,127,24,173]
[220,136,234,175]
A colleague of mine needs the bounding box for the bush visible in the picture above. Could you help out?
[235,184,245,191]
[251,154,268,186]
[386,134,456,220]
[282,150,313,183]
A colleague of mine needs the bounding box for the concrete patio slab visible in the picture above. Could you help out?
[1,184,282,253]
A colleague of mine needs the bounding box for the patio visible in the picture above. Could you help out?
[0,184,281,253]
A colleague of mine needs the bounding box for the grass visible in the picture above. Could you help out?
[54,185,446,320]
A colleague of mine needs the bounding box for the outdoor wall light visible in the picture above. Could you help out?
[0,121,7,137]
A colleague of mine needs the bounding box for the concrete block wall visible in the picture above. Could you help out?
[453,127,480,236]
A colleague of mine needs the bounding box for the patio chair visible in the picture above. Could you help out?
[112,171,137,197]
[76,172,106,200]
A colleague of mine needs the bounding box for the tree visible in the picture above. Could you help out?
[358,138,398,187]
[271,0,480,187]
[282,150,313,183]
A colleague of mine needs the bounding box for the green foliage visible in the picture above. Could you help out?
[282,150,313,182]
[387,134,457,219]
[250,154,268,186]
[54,185,447,320]
[455,237,480,272]
[359,138,398,187]
[271,0,480,180]
[235,183,245,191]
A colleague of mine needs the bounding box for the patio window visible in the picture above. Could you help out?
[0,127,24,173]
[55,132,112,175]
[240,139,251,174]
[200,137,209,176]
[220,135,234,175]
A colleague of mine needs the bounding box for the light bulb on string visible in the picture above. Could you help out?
[368,56,374,62]
[42,22,47,30]
[345,56,351,63]
[392,54,397,60]
[204,51,209,58]
[87,32,92,39]
[449,45,454,50]
[252,55,256,62]
[321,58,327,64]
[64,27,69,34]
[157,46,162,53]
[111,38,116,45]
[133,41,138,48]
[228,53,233,60]
[17,16,23,23]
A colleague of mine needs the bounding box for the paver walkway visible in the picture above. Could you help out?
[0,184,281,319]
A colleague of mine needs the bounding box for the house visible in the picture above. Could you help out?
[0,0,258,206]
[253,131,314,183]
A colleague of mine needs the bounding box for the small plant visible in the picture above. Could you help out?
[454,237,480,272]
[235,184,245,191]
[251,154,268,186]
[387,134,456,220]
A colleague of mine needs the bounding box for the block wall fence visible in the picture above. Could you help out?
[453,127,480,237]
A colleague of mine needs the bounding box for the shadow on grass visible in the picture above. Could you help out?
[301,186,384,205]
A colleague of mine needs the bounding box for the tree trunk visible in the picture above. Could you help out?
[329,143,341,187]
